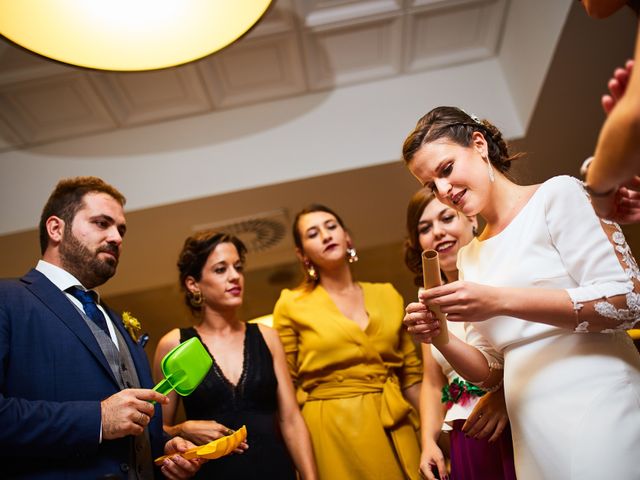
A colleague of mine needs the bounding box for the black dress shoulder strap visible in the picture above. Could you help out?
[179,326,198,343]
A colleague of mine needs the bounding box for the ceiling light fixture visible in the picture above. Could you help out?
[0,0,273,71]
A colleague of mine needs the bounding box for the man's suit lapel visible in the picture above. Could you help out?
[21,269,120,387]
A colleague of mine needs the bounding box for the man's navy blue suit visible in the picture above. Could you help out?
[0,269,164,479]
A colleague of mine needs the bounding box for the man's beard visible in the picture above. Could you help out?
[59,228,119,289]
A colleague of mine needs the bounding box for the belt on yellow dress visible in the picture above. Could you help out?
[305,374,421,480]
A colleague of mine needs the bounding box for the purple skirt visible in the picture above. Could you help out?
[448,419,517,480]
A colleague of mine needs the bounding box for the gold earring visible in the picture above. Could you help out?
[304,259,318,281]
[189,290,203,307]
[346,246,358,263]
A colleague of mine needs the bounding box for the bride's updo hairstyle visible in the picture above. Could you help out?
[402,106,523,174]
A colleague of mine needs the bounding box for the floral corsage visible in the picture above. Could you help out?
[441,377,486,410]
[122,311,142,343]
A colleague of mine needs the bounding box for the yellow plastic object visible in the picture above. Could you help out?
[628,329,640,340]
[154,425,247,465]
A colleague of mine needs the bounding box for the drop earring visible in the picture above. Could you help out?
[346,246,359,264]
[485,156,495,183]
[304,259,318,281]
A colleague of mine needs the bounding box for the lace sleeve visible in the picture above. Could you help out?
[544,177,640,333]
[573,219,640,333]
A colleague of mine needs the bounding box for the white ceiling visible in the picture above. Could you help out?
[0,0,510,150]
[1,0,639,341]
[0,0,573,237]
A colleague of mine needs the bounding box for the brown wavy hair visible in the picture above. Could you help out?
[177,231,247,314]
[404,189,437,287]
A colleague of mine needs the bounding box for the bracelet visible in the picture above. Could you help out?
[583,181,617,198]
[580,157,618,197]
[579,156,594,177]
[473,361,503,392]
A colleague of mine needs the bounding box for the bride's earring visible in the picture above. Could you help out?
[484,155,495,183]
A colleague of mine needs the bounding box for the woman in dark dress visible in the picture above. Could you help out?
[153,231,317,479]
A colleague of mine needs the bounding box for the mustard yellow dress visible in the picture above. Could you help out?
[273,282,422,480]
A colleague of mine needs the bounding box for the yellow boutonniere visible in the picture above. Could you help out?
[122,311,142,342]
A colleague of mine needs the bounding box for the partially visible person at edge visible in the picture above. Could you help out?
[579,0,640,223]
[272,204,423,480]
[402,106,640,479]
[154,231,318,480]
[404,188,517,480]
[0,176,200,479]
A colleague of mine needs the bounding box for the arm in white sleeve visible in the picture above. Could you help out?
[545,176,640,332]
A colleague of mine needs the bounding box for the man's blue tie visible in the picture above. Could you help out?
[67,287,110,335]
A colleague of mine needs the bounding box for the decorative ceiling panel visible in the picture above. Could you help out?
[246,0,297,38]
[199,32,307,109]
[295,0,401,27]
[0,43,69,86]
[303,14,403,90]
[90,65,212,126]
[405,0,506,72]
[0,73,116,144]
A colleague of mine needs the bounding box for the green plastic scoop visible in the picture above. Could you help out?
[153,337,212,396]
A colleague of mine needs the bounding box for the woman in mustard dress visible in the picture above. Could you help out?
[273,204,423,480]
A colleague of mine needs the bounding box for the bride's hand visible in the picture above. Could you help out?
[419,281,499,323]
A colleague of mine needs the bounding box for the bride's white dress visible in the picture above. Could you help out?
[458,176,640,480]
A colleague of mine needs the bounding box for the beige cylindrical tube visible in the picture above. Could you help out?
[421,249,449,346]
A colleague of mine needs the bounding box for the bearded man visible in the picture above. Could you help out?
[0,177,200,479]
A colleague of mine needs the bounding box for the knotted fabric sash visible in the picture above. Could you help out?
[306,374,420,480]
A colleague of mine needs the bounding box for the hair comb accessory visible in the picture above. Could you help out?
[459,107,482,125]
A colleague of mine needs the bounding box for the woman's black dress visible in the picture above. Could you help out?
[180,324,296,479]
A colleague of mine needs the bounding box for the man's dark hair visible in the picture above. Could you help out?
[39,176,126,254]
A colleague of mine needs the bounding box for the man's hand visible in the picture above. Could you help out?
[101,389,168,440]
